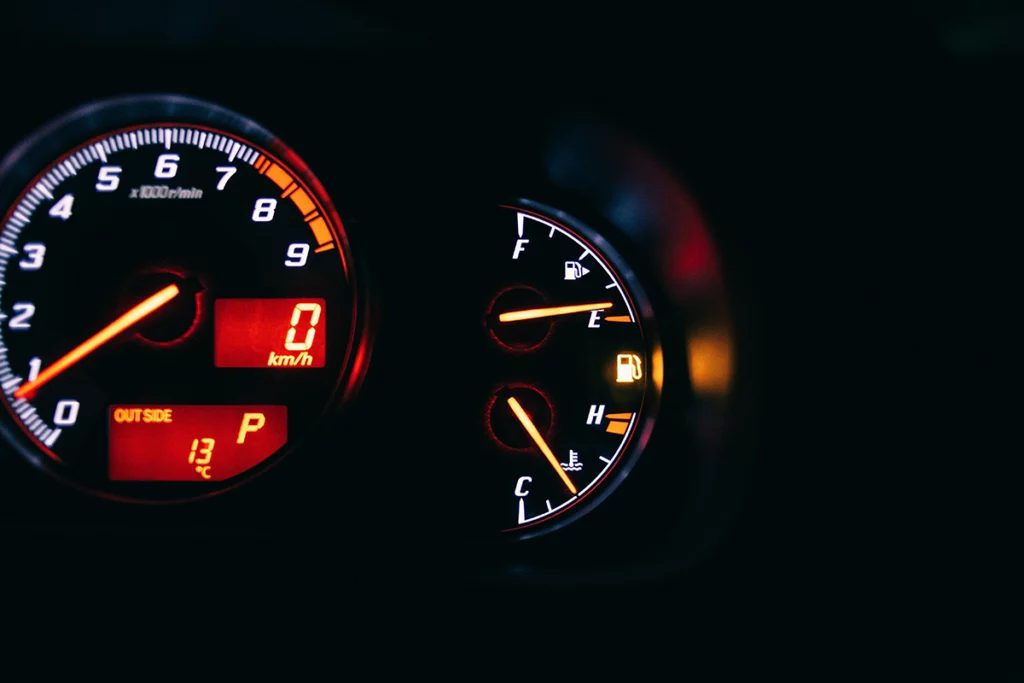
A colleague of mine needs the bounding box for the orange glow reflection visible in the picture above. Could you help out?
[686,327,732,396]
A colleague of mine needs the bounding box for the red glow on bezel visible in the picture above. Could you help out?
[484,285,555,354]
[129,267,206,348]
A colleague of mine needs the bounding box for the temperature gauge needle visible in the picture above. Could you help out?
[14,284,180,399]
[498,301,613,323]
[507,396,578,495]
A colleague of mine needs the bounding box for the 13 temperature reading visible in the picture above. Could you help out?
[109,405,287,481]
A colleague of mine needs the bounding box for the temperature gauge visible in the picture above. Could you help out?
[472,201,661,538]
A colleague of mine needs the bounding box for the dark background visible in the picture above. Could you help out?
[0,0,1017,630]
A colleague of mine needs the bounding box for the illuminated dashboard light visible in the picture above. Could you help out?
[108,405,287,481]
[214,298,327,368]
[686,327,732,396]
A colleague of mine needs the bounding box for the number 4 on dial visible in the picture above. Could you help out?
[48,194,73,221]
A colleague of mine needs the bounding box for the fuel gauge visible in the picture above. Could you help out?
[476,201,661,538]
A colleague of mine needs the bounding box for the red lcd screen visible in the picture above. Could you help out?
[214,298,326,368]
[108,405,288,481]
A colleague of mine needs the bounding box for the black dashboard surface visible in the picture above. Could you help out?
[0,1,1016,607]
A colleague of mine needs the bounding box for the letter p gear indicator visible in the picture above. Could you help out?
[237,413,266,444]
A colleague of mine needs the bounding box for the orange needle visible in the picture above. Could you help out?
[14,284,180,399]
[498,301,613,323]
[506,396,577,495]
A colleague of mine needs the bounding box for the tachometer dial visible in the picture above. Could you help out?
[475,201,660,538]
[0,95,367,501]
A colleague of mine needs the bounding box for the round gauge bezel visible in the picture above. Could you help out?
[0,94,371,503]
[499,198,663,541]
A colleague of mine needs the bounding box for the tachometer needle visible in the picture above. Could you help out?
[507,396,578,495]
[14,284,180,399]
[498,301,613,323]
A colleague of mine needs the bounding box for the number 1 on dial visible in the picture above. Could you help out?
[27,357,41,382]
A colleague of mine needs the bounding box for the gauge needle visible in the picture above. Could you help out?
[498,301,613,323]
[13,284,180,399]
[507,396,578,495]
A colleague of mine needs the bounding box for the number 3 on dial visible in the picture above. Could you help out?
[19,243,46,271]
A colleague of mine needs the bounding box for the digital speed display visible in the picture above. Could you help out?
[214,298,326,368]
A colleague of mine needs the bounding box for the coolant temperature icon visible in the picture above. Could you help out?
[616,354,643,383]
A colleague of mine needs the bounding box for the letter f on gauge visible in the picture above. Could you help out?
[513,239,529,259]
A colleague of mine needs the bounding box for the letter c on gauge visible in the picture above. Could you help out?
[514,476,532,497]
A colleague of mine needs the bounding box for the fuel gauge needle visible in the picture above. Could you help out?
[498,301,612,323]
[507,396,577,495]
[14,284,180,400]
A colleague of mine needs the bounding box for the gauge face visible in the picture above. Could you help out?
[472,202,658,538]
[0,95,365,500]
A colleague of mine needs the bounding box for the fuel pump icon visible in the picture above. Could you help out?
[615,354,643,383]
[564,261,590,280]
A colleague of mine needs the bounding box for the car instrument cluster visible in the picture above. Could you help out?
[0,87,750,580]
[0,98,363,501]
